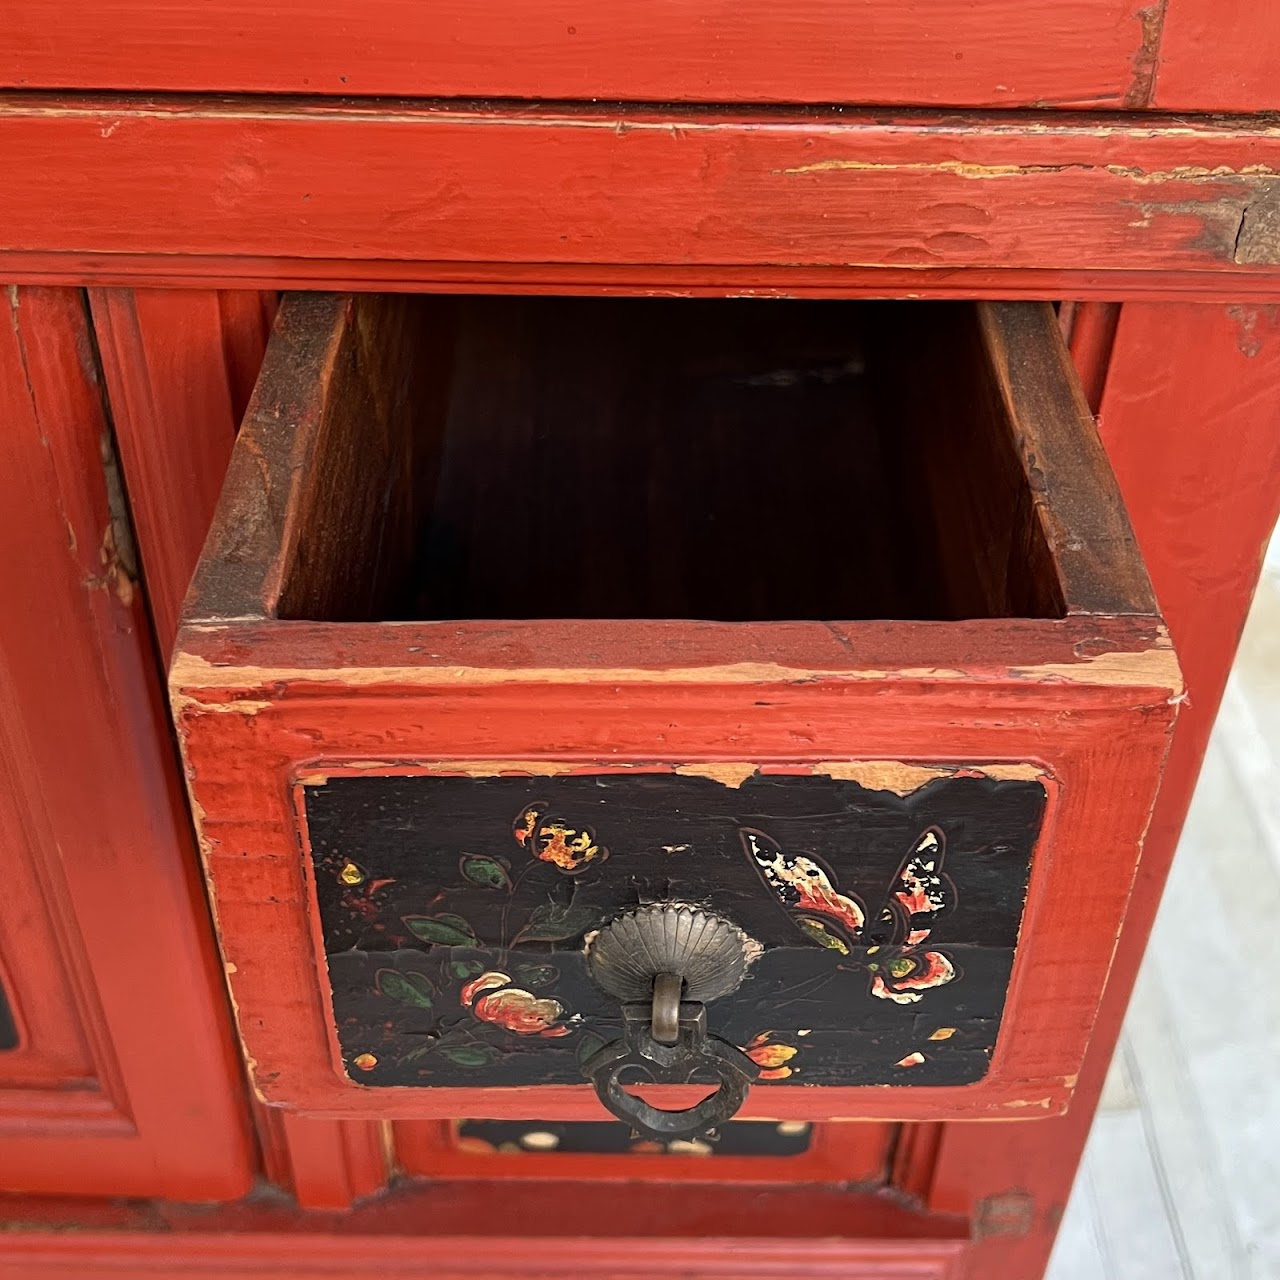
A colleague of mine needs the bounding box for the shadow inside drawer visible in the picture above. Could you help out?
[273,297,1066,625]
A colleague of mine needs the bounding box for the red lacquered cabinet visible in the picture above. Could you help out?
[2,6,1280,1278]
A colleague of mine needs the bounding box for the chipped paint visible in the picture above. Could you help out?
[974,1190,1036,1239]
[780,158,1280,183]
[171,648,1177,692]
[673,762,759,788]
[813,760,1045,793]
[1011,643,1182,693]
[1123,0,1169,109]
[303,759,1044,793]
[1234,184,1280,266]
[11,99,1280,139]
[813,761,949,793]
[169,688,274,716]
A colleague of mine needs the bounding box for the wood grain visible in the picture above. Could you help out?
[89,288,274,650]
[190,295,1158,633]
[0,0,1152,107]
[4,100,1280,290]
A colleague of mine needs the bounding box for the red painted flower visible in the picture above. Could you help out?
[744,1032,800,1080]
[461,971,573,1037]
[869,951,956,1005]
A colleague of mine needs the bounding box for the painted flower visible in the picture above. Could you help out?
[869,950,956,1005]
[513,805,608,875]
[744,1032,800,1080]
[461,970,573,1037]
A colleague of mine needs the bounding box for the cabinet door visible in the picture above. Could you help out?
[0,286,255,1199]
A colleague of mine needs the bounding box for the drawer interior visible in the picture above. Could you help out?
[273,296,1069,627]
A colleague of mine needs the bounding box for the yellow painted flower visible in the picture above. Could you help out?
[535,821,607,873]
[352,1052,378,1071]
[512,805,607,874]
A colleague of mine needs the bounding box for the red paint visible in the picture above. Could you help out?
[90,286,389,1208]
[914,303,1280,1277]
[1155,0,1280,111]
[168,295,1179,1126]
[174,676,1174,1121]
[1,100,1279,282]
[0,7,1278,1260]
[0,1181,966,1279]
[0,0,1151,107]
[10,257,1280,301]
[1066,302,1122,415]
[0,287,255,1199]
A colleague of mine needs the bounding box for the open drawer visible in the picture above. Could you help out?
[171,294,1180,1123]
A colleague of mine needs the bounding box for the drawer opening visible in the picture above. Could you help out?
[267,296,1077,626]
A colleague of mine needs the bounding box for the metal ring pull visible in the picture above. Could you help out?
[583,904,762,1142]
[581,1002,760,1142]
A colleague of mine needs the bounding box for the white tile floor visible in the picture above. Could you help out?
[1047,547,1280,1280]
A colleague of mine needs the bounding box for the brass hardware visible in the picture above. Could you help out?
[651,971,683,1046]
[583,905,761,1141]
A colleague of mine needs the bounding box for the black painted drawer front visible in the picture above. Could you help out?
[456,1118,813,1157]
[303,766,1043,1090]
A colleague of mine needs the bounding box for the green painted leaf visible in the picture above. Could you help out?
[514,962,559,989]
[403,914,478,946]
[375,969,436,1008]
[438,1044,499,1068]
[575,1031,607,1068]
[515,902,601,944]
[460,854,512,891]
[435,912,474,931]
[450,958,486,980]
[796,917,850,955]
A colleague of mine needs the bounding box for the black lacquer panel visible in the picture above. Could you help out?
[455,1118,813,1156]
[303,769,1044,1089]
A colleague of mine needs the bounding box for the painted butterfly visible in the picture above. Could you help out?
[739,825,958,1004]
